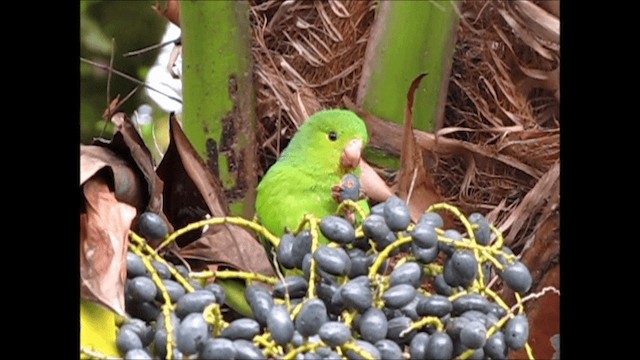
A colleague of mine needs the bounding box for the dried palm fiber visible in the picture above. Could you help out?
[249,0,559,253]
[431,0,559,252]
[250,0,375,163]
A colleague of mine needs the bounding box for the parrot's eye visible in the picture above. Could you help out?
[328,131,338,141]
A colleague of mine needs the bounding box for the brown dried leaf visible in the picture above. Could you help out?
[434,0,559,252]
[502,160,559,247]
[153,0,180,27]
[179,231,271,275]
[497,8,556,61]
[516,66,559,94]
[537,0,559,18]
[80,144,144,208]
[80,176,136,316]
[511,0,559,45]
[394,74,447,223]
[266,0,295,32]
[520,178,559,282]
[156,115,274,276]
[80,114,172,314]
[93,113,166,215]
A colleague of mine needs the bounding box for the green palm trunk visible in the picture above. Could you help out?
[180,0,258,219]
[358,0,460,169]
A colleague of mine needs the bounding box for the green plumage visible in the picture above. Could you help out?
[255,109,370,244]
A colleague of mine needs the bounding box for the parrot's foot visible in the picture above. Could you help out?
[331,185,343,203]
[333,189,356,223]
[332,184,368,203]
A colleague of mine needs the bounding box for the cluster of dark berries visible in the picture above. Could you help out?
[117,192,533,359]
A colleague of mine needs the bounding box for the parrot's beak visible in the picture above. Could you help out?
[341,138,363,170]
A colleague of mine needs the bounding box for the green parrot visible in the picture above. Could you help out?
[218,109,368,319]
[255,109,370,245]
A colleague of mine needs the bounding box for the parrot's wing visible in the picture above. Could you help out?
[257,163,337,239]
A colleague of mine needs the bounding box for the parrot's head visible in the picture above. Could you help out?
[282,109,369,175]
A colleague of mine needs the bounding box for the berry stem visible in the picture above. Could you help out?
[489,223,505,249]
[336,199,368,223]
[253,333,278,358]
[129,232,195,292]
[483,287,512,316]
[368,234,413,279]
[403,315,444,337]
[340,341,375,360]
[79,346,120,360]
[342,309,358,328]
[191,270,277,285]
[304,215,320,300]
[203,302,228,336]
[282,342,324,360]
[156,216,281,251]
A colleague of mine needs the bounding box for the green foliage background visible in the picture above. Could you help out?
[80,0,168,144]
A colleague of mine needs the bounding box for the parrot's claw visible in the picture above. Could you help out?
[331,184,343,203]
[331,183,357,224]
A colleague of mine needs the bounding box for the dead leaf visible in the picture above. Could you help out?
[496,8,556,61]
[92,113,173,248]
[153,0,180,27]
[80,145,144,209]
[93,113,167,215]
[156,114,274,277]
[501,160,559,247]
[80,113,174,314]
[537,0,559,18]
[179,231,272,276]
[80,176,136,316]
[393,74,448,224]
[510,1,559,45]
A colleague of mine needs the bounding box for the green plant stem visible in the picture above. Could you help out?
[358,0,461,132]
[180,1,258,217]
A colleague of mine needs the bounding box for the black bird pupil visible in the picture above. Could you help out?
[328,131,337,141]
